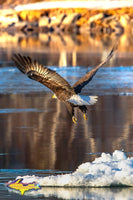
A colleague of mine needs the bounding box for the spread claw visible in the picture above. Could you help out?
[83,113,88,120]
[72,116,77,123]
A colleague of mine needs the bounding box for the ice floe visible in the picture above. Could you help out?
[16,150,133,187]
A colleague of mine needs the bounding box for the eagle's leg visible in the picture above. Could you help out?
[72,108,77,123]
[64,102,77,123]
[79,106,88,120]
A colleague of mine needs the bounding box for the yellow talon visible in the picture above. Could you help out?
[83,113,88,120]
[72,116,77,123]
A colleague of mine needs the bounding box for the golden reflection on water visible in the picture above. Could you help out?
[0,31,133,67]
[0,93,133,170]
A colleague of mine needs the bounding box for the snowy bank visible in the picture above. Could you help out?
[15,1,133,11]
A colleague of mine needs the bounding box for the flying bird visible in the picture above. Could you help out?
[12,46,115,123]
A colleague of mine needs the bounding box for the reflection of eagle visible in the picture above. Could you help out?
[12,46,115,123]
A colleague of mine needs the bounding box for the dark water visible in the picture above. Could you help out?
[0,32,133,199]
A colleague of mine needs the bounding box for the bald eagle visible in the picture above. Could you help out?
[12,46,115,123]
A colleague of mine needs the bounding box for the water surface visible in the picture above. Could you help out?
[0,33,133,199]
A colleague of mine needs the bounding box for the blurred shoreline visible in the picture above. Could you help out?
[0,1,133,36]
[0,0,133,63]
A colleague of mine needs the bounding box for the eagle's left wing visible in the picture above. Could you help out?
[72,44,117,94]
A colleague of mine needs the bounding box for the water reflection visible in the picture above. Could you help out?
[23,187,133,199]
[0,31,133,67]
[0,31,133,199]
[0,93,133,171]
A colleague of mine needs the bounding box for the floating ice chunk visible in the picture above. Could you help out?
[14,150,133,188]
[113,150,127,160]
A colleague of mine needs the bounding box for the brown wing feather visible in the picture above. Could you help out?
[12,54,73,95]
[72,44,117,94]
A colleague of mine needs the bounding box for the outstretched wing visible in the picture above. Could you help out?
[12,54,72,94]
[72,44,117,94]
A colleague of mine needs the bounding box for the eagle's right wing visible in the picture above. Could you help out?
[12,54,72,94]
[72,44,117,94]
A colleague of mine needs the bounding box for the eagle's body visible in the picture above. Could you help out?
[12,46,115,123]
[68,95,98,106]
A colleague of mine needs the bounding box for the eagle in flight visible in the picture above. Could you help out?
[12,46,115,123]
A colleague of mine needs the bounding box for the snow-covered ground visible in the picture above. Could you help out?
[15,0,133,11]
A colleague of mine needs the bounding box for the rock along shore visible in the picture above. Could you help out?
[0,1,133,36]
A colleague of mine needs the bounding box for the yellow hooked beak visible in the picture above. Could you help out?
[52,94,56,99]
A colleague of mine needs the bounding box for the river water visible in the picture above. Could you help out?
[0,32,133,199]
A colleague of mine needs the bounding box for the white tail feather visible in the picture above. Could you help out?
[67,95,98,106]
